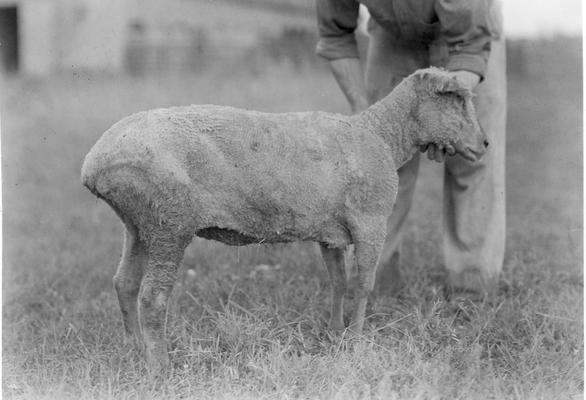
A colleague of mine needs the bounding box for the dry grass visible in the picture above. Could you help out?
[2,45,583,399]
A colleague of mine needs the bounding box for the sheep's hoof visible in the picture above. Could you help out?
[343,328,365,344]
[122,332,144,351]
[147,361,170,382]
[145,346,171,380]
[346,318,365,337]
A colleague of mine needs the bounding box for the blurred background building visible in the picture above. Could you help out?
[0,0,127,75]
[0,0,318,76]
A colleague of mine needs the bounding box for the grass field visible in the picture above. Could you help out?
[2,41,583,399]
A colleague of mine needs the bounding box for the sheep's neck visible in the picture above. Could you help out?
[353,84,420,168]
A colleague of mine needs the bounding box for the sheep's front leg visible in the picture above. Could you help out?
[319,244,347,331]
[349,230,385,334]
[113,226,146,345]
[139,240,184,375]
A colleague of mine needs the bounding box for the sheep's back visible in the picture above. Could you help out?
[81,104,397,246]
[171,106,353,235]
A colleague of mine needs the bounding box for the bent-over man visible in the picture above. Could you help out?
[315,0,507,298]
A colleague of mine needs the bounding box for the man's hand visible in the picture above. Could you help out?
[420,144,456,162]
[328,58,370,114]
[449,70,481,91]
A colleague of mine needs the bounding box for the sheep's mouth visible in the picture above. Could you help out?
[460,147,485,162]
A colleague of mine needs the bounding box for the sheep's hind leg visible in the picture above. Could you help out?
[139,234,189,376]
[319,244,347,331]
[113,224,146,345]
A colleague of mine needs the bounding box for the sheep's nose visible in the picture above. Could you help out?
[483,139,490,148]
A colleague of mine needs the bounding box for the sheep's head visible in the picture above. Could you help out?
[411,68,489,162]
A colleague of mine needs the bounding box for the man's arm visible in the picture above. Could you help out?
[329,58,370,114]
[425,0,493,162]
[435,0,495,81]
[315,0,367,113]
[315,0,360,60]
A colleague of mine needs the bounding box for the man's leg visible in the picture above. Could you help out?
[374,154,420,296]
[363,20,429,296]
[443,35,507,297]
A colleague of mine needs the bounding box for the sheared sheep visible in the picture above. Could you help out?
[81,67,488,374]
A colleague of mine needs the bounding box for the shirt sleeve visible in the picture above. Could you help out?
[315,0,361,60]
[435,0,494,79]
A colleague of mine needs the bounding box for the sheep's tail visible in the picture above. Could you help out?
[81,159,101,198]
[81,149,149,200]
[81,158,164,239]
[81,158,125,200]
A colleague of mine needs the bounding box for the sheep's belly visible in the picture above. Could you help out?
[195,227,294,246]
